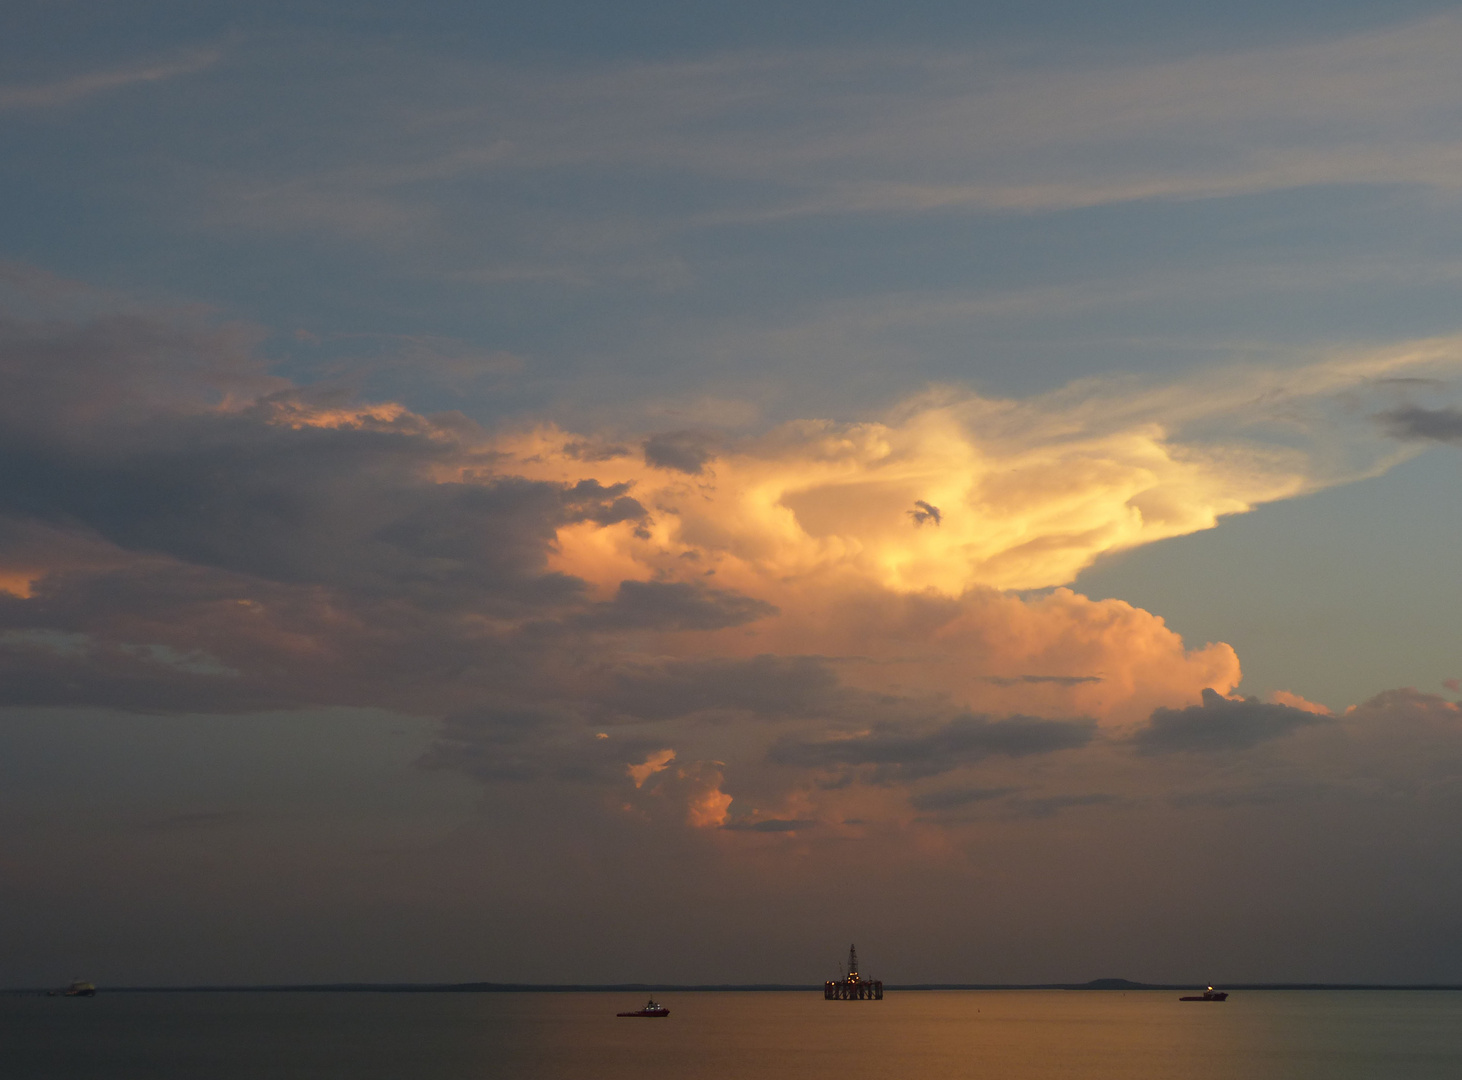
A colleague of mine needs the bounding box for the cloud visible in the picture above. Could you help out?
[0,602,290,713]
[1267,689,1332,716]
[0,50,219,111]
[177,13,1462,262]
[643,430,717,474]
[10,270,1462,846]
[909,785,1017,811]
[681,760,734,827]
[1133,687,1328,754]
[0,432,603,614]
[627,748,676,788]
[1376,405,1462,444]
[578,579,777,632]
[982,674,1103,687]
[596,654,841,723]
[721,817,818,832]
[620,754,733,827]
[769,713,1097,780]
[291,332,525,391]
[1002,792,1120,819]
[421,707,670,784]
[509,335,1462,600]
[908,500,941,527]
[19,279,1459,737]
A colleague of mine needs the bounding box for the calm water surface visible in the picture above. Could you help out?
[5,990,1462,1079]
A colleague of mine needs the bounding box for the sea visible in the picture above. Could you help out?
[5,989,1462,1079]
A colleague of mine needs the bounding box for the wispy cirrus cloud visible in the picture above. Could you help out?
[184,12,1462,253]
[0,49,219,111]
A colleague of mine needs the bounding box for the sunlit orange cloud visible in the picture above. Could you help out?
[467,350,1456,723]
[777,585,1240,727]
[0,522,143,600]
[495,337,1451,600]
[1268,690,1332,715]
[681,761,734,828]
[243,396,415,431]
[226,342,1457,732]
[0,570,38,598]
[626,753,733,827]
[497,408,1285,597]
[627,748,675,788]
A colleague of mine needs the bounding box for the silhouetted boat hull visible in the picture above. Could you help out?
[617,999,669,1017]
[1179,988,1228,1001]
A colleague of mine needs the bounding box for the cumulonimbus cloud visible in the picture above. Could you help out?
[4,271,1462,833]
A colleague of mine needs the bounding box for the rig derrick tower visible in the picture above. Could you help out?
[824,943,883,1000]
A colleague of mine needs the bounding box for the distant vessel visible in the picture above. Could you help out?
[49,980,96,997]
[617,999,669,1017]
[825,944,883,1001]
[1179,986,1228,1001]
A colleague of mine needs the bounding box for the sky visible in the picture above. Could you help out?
[6,0,1462,988]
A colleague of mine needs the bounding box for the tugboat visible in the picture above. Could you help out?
[1178,986,1228,1002]
[617,998,670,1017]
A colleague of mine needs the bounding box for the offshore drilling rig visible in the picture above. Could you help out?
[824,943,884,1000]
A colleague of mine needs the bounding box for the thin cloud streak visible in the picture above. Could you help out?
[189,13,1462,248]
[0,50,220,111]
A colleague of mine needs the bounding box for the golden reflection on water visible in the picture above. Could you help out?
[498,990,1462,1080]
[7,989,1462,1079]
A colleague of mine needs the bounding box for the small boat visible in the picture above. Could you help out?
[1178,986,1228,1001]
[617,998,669,1017]
[51,980,96,997]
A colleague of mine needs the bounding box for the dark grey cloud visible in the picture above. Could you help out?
[1133,687,1327,754]
[0,310,274,438]
[564,479,647,527]
[911,787,1120,821]
[642,430,716,474]
[419,706,665,785]
[909,499,941,526]
[981,674,1103,687]
[0,417,626,613]
[0,557,540,714]
[0,303,657,617]
[0,302,689,717]
[1004,792,1120,819]
[579,579,776,632]
[909,785,1017,811]
[721,818,818,832]
[769,713,1097,780]
[1376,405,1462,444]
[1169,783,1332,808]
[0,620,290,713]
[597,654,839,723]
[562,439,631,462]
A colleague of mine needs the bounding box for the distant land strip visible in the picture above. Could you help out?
[11,979,1462,994]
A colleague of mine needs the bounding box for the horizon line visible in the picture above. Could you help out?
[11,979,1462,994]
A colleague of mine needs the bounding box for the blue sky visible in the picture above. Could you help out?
[5,1,1462,985]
